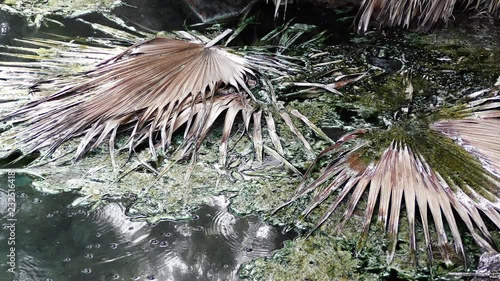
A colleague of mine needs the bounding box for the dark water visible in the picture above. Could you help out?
[0,174,293,281]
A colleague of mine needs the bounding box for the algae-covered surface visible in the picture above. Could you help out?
[239,18,500,280]
[0,0,122,36]
[1,0,122,19]
[0,2,499,280]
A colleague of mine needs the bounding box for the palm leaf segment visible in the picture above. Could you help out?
[433,87,500,179]
[3,37,283,166]
[279,86,500,264]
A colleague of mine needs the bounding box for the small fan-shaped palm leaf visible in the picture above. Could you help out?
[269,0,500,32]
[357,0,454,32]
[357,0,500,32]
[278,91,500,263]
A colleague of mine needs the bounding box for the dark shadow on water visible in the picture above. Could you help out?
[0,174,295,281]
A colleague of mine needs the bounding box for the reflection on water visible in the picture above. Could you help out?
[0,175,294,281]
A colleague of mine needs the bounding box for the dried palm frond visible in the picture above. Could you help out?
[1,25,323,174]
[357,0,500,32]
[2,37,255,161]
[267,0,500,33]
[466,0,500,15]
[0,17,146,121]
[280,122,500,263]
[269,0,289,19]
[433,86,500,181]
[277,105,500,264]
[358,0,455,32]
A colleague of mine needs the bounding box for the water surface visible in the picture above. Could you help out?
[0,174,294,281]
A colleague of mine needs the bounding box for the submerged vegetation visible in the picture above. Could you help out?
[0,1,499,280]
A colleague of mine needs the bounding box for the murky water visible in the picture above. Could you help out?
[0,174,294,281]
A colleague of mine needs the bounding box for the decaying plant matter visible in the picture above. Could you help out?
[357,0,500,32]
[4,38,249,166]
[0,24,323,178]
[4,37,254,159]
[1,11,499,269]
[433,85,500,179]
[276,80,500,264]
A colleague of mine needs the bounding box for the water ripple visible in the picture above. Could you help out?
[0,185,294,281]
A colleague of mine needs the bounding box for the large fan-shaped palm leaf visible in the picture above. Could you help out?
[2,37,269,165]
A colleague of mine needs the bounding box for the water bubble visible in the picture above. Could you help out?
[96,232,102,238]
[150,239,158,245]
[94,243,101,248]
[86,244,93,249]
[19,193,28,198]
[84,253,93,259]
[159,241,169,247]
[81,268,92,274]
[192,214,200,220]
[146,275,156,280]
[0,22,10,36]
[110,243,118,249]
[194,226,203,231]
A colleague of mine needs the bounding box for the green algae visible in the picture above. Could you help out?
[362,121,499,201]
[1,0,121,17]
[0,0,122,30]
[241,17,500,281]
[241,189,480,281]
[240,235,373,281]
[2,116,311,222]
